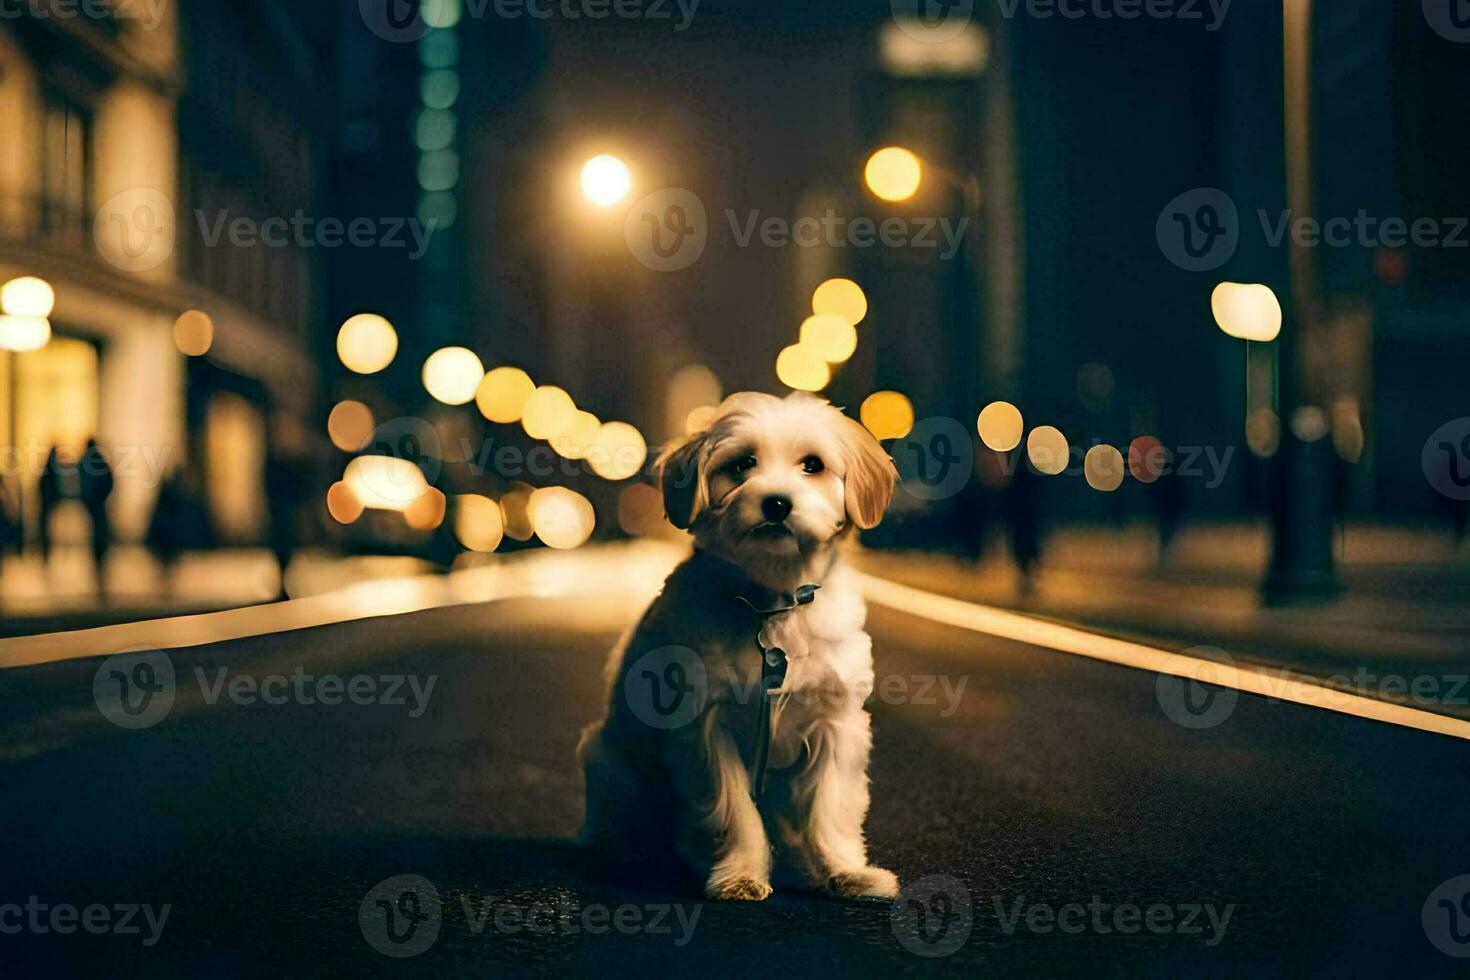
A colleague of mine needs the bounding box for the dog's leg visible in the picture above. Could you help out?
[778,711,898,900]
[666,705,773,901]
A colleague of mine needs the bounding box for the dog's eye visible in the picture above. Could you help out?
[801,455,825,474]
[730,455,757,475]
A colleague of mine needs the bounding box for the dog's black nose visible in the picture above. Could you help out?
[761,495,792,522]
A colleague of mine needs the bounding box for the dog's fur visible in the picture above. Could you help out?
[578,392,899,901]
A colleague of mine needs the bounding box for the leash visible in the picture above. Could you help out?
[734,582,819,802]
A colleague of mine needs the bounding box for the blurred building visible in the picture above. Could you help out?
[0,1,330,550]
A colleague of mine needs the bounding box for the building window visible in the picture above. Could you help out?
[41,92,91,241]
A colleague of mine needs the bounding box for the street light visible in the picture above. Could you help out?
[864,147,923,203]
[580,154,631,207]
[0,276,54,353]
[1211,282,1282,342]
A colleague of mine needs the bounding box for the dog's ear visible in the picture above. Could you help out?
[837,413,897,530]
[657,431,708,530]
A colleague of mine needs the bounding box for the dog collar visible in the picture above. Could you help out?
[690,550,822,803]
[690,549,823,616]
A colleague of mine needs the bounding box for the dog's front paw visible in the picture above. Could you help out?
[706,873,773,901]
[826,866,900,900]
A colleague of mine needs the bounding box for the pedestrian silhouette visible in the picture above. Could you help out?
[1148,466,1186,566]
[0,477,16,594]
[147,466,191,593]
[1001,449,1043,593]
[265,419,309,601]
[37,445,65,564]
[79,438,114,595]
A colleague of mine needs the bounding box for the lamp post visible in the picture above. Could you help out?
[1263,0,1338,603]
[0,276,56,552]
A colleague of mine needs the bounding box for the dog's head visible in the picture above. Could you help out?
[658,392,896,576]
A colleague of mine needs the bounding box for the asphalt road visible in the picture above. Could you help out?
[2,589,1469,977]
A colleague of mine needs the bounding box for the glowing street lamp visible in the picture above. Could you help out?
[0,276,54,352]
[864,147,923,203]
[580,154,631,207]
[337,313,398,374]
[1211,282,1283,342]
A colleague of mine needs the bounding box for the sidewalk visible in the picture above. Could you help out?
[0,545,438,636]
[852,521,1470,719]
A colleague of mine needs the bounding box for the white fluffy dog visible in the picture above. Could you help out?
[578,391,899,901]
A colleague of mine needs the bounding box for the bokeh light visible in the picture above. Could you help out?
[1246,408,1281,458]
[1290,405,1329,443]
[686,405,719,434]
[344,455,428,511]
[405,486,448,531]
[666,364,722,440]
[550,410,602,460]
[776,343,831,392]
[327,400,375,453]
[864,146,923,202]
[529,486,596,549]
[977,401,1024,452]
[521,385,577,440]
[1084,445,1126,492]
[580,154,631,207]
[422,346,485,406]
[476,366,536,423]
[0,276,55,317]
[1211,282,1283,342]
[455,494,504,553]
[860,391,915,441]
[1332,399,1365,463]
[500,483,535,541]
[326,481,364,525]
[812,278,868,326]
[800,314,858,363]
[588,422,648,481]
[336,313,398,374]
[1026,425,1070,475]
[617,483,665,536]
[1127,435,1168,484]
[0,315,51,352]
[173,309,214,357]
